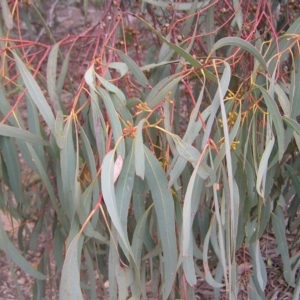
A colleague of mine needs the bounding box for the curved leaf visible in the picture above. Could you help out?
[144,146,177,300]
[0,124,49,145]
[59,234,84,300]
[115,49,148,87]
[211,37,268,71]
[0,218,46,280]
[13,52,55,133]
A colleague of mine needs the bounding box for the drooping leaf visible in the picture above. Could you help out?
[134,119,146,179]
[144,146,177,299]
[257,86,285,160]
[0,0,13,29]
[115,49,149,87]
[59,234,84,300]
[272,207,294,286]
[108,62,129,78]
[0,124,49,145]
[97,87,125,158]
[0,217,46,280]
[96,74,126,103]
[47,43,61,113]
[211,37,268,71]
[13,52,55,133]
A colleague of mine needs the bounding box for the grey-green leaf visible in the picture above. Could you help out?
[59,234,84,300]
[13,52,55,133]
[144,146,177,299]
[0,124,49,146]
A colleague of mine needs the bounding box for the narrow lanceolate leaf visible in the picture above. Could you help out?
[0,218,46,280]
[283,116,300,135]
[59,234,84,300]
[132,205,153,269]
[115,49,149,87]
[144,146,177,300]
[113,154,123,183]
[135,119,146,179]
[256,132,274,199]
[231,0,243,30]
[0,0,13,29]
[210,37,268,71]
[0,124,49,145]
[272,207,293,286]
[56,50,70,101]
[108,62,128,78]
[173,135,200,165]
[203,217,224,288]
[145,73,184,109]
[55,110,65,149]
[182,165,198,256]
[101,150,131,257]
[47,43,61,113]
[97,87,125,158]
[60,119,76,220]
[0,137,23,203]
[116,142,134,222]
[248,241,267,292]
[202,63,231,149]
[13,52,55,133]
[142,1,211,11]
[257,86,285,160]
[96,74,126,103]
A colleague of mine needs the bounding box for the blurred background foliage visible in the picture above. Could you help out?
[0,0,300,299]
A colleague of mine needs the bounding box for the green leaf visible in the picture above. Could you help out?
[88,82,106,164]
[144,146,177,299]
[203,217,224,288]
[55,110,65,149]
[145,73,185,109]
[248,241,267,292]
[59,234,84,300]
[132,205,153,269]
[265,17,300,75]
[283,116,300,135]
[231,0,243,30]
[0,137,23,203]
[142,0,212,10]
[108,62,128,78]
[108,226,118,300]
[202,63,231,148]
[47,42,61,113]
[60,119,77,220]
[115,142,135,252]
[182,165,198,256]
[135,15,216,81]
[83,247,97,300]
[115,49,148,87]
[211,37,268,71]
[101,150,131,257]
[0,0,13,29]
[182,0,198,38]
[272,207,294,286]
[13,52,55,133]
[26,143,68,230]
[257,86,285,160]
[97,87,125,158]
[134,119,146,179]
[132,175,147,221]
[96,74,126,103]
[0,217,46,280]
[0,124,49,145]
[56,51,70,103]
[256,132,274,199]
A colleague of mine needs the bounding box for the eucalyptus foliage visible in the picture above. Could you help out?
[0,0,300,299]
